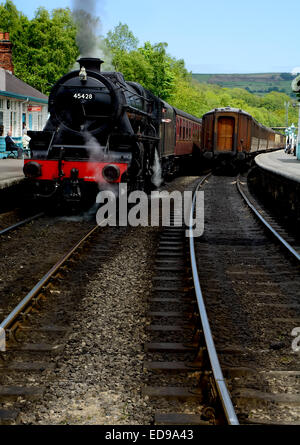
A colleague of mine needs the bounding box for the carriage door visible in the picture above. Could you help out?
[238,115,249,153]
[217,117,235,151]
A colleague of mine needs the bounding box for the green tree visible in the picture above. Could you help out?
[0,0,24,34]
[105,23,182,100]
[105,22,138,54]
[0,2,79,94]
[139,42,175,99]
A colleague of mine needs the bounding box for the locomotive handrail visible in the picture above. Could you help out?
[125,105,153,118]
[188,174,240,425]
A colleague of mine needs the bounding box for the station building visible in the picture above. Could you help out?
[0,32,48,158]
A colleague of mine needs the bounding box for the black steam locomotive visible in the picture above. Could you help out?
[23,58,202,207]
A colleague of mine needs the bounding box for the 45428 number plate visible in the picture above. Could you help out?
[73,92,94,100]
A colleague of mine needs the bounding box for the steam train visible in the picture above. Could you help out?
[23,58,202,207]
[201,107,285,167]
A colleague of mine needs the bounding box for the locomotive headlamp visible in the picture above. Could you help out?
[102,164,120,183]
[23,161,42,178]
[79,67,87,82]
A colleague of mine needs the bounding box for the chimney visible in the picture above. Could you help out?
[77,58,104,73]
[0,32,14,74]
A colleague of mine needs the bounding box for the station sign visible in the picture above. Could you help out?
[28,106,42,112]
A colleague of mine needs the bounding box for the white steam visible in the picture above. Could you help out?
[151,149,163,187]
[72,0,112,68]
[83,131,106,162]
[83,132,118,195]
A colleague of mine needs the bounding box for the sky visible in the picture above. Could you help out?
[11,0,300,74]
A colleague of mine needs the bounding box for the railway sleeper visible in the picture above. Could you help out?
[0,409,20,425]
[0,385,44,401]
[155,413,210,425]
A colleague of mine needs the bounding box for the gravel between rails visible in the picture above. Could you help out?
[16,225,159,425]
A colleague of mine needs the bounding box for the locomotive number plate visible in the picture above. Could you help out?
[73,93,94,100]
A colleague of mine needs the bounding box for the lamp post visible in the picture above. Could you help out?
[297,107,300,160]
[291,75,300,160]
[290,123,296,155]
[292,104,300,160]
[285,128,289,151]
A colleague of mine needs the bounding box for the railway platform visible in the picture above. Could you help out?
[0,159,24,190]
[255,149,300,184]
[251,149,300,222]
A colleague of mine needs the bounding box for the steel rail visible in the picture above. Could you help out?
[0,224,99,334]
[237,176,300,262]
[188,174,239,425]
[0,212,44,236]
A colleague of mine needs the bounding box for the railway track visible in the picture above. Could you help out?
[194,174,300,425]
[1,173,298,425]
[0,218,127,424]
[144,174,239,425]
[1,175,239,425]
[1,176,200,425]
[0,214,98,323]
[0,212,44,236]
[237,175,300,262]
[0,224,99,338]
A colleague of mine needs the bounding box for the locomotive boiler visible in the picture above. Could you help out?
[23,58,202,208]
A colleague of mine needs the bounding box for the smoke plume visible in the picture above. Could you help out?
[72,0,112,67]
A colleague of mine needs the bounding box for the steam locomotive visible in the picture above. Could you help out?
[202,107,285,168]
[23,58,202,207]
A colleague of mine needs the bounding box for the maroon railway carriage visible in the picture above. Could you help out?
[202,107,284,166]
[159,102,202,176]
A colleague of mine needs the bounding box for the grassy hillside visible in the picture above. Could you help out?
[170,76,299,129]
[192,73,296,98]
